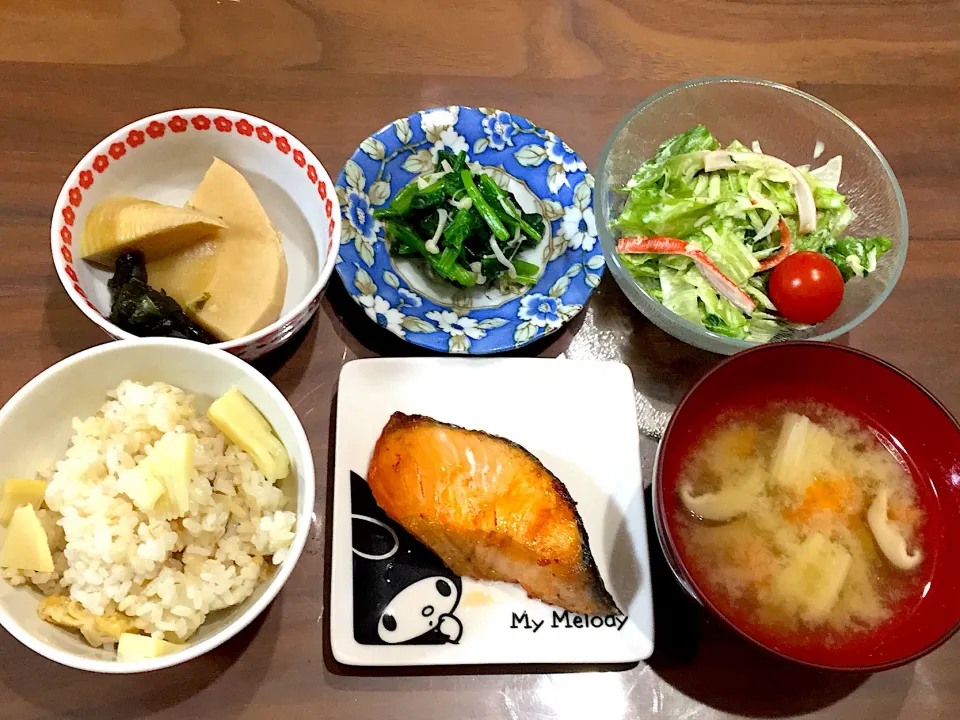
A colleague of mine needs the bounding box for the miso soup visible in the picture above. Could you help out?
[674,402,929,646]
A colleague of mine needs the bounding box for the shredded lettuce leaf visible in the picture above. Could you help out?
[823,236,893,280]
[700,221,760,285]
[624,124,720,190]
[746,312,782,342]
[659,265,702,326]
[613,125,893,341]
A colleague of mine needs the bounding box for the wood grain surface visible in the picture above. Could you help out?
[0,1,957,718]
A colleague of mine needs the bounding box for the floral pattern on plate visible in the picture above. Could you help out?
[334,106,603,354]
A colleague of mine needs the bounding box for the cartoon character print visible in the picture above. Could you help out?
[351,471,464,645]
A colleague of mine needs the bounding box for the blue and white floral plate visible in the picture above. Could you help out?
[334,106,603,354]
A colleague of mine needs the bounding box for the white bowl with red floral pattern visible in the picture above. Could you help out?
[50,108,340,360]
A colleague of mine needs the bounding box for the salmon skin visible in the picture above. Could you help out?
[367,412,619,616]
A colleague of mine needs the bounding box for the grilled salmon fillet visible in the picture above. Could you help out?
[367,412,619,615]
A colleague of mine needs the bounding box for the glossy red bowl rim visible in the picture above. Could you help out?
[653,341,960,672]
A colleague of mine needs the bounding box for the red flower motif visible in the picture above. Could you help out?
[256,126,273,143]
[275,136,290,154]
[93,155,109,173]
[168,116,188,133]
[65,265,78,283]
[60,226,72,244]
[73,283,87,299]
[127,129,145,147]
[236,119,254,136]
[69,187,82,206]
[192,115,211,131]
[293,149,305,167]
[62,206,75,225]
[61,245,73,264]
[317,181,327,200]
[78,170,93,190]
[307,165,318,183]
[214,116,232,132]
[146,121,165,139]
[328,218,336,237]
[109,142,126,160]
[325,199,333,217]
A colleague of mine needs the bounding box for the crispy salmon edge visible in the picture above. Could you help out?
[373,412,621,616]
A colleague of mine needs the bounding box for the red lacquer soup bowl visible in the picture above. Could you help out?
[653,341,960,671]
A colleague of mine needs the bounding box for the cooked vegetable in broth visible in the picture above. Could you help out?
[674,403,928,642]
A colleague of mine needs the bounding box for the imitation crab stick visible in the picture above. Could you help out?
[617,236,757,314]
[756,220,793,272]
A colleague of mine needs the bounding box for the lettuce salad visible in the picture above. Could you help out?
[612,125,892,341]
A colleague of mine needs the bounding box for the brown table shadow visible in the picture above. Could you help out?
[319,394,635,678]
[641,487,869,718]
[41,271,109,359]
[0,600,279,719]
[251,308,318,390]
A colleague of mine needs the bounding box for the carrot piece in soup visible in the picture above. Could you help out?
[784,476,862,523]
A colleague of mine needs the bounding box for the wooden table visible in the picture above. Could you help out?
[1,2,957,718]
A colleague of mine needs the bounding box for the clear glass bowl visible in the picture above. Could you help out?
[596,78,908,355]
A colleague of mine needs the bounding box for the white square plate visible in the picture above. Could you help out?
[330,358,654,666]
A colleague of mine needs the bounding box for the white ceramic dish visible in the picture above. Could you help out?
[330,358,654,666]
[0,339,315,673]
[50,108,341,360]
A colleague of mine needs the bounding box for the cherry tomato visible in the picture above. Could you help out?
[769,251,844,324]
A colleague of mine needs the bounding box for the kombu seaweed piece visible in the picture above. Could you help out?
[108,251,217,343]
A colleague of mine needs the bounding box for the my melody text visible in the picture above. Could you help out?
[510,610,629,633]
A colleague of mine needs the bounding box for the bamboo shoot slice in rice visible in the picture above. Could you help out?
[0,504,54,573]
[149,433,196,519]
[116,465,166,513]
[0,479,48,526]
[207,388,289,482]
[117,632,183,661]
[118,431,196,518]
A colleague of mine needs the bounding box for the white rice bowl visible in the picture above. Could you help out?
[5,380,297,645]
[0,339,314,673]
